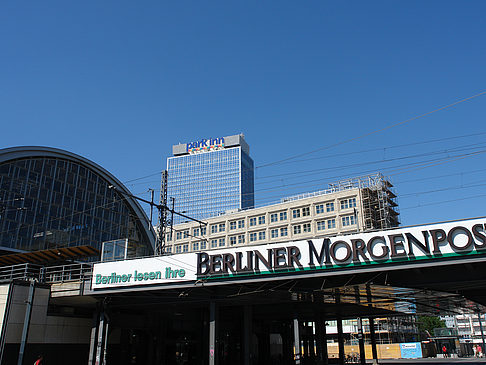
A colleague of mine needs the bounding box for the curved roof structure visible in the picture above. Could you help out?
[0,146,155,257]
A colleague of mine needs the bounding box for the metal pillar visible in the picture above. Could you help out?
[367,285,379,363]
[354,286,366,365]
[336,290,345,365]
[293,317,301,364]
[88,303,109,365]
[95,311,105,365]
[17,280,35,365]
[302,322,309,359]
[337,317,345,365]
[102,312,110,365]
[209,301,217,365]
[357,317,366,365]
[243,305,252,365]
[315,313,328,365]
[477,311,486,355]
[88,309,100,365]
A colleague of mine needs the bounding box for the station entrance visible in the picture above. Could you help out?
[84,259,486,365]
[84,217,486,364]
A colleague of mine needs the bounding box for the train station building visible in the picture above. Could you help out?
[1,146,486,365]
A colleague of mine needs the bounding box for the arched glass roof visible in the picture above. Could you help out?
[0,147,155,258]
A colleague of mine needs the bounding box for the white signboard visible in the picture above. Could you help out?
[92,254,198,289]
[92,218,486,290]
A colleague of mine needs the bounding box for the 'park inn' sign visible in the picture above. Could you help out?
[91,218,486,290]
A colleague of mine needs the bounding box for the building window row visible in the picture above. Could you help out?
[169,216,351,252]
[317,218,336,231]
[342,215,356,227]
[340,197,356,210]
[292,222,312,235]
[249,230,266,242]
[173,197,356,240]
[249,215,266,227]
[316,202,335,214]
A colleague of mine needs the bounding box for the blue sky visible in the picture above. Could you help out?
[1,1,485,227]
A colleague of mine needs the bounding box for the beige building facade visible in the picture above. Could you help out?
[164,174,399,254]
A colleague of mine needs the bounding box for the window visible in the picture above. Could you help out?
[200,226,207,235]
[292,209,301,219]
[249,217,257,227]
[176,245,182,253]
[200,241,207,250]
[280,211,287,221]
[258,215,265,225]
[271,229,279,238]
[238,219,245,229]
[182,244,188,253]
[327,219,336,229]
[316,204,324,214]
[193,242,199,251]
[317,221,326,231]
[258,231,266,240]
[293,225,301,235]
[167,232,172,241]
[270,213,278,223]
[238,234,245,244]
[280,227,288,236]
[211,239,218,248]
[326,202,334,212]
[250,232,257,242]
[183,230,189,238]
[230,236,237,245]
[340,198,356,210]
[302,207,310,217]
[165,246,172,253]
[219,238,225,247]
[342,215,356,226]
[211,225,218,234]
[303,223,311,233]
[193,227,200,236]
[230,221,237,230]
[219,223,225,232]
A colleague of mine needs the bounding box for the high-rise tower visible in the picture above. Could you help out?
[166,134,254,224]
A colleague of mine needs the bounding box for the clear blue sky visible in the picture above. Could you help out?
[1,1,485,227]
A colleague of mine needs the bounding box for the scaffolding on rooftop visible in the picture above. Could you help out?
[282,173,400,231]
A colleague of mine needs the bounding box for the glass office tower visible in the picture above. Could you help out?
[167,134,254,224]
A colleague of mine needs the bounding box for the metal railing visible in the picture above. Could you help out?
[43,263,93,283]
[0,262,93,284]
[0,264,42,282]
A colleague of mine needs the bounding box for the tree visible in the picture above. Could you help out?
[417,316,446,340]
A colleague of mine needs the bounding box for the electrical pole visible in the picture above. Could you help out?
[108,185,206,256]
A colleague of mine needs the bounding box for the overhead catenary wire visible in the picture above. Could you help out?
[400,193,486,211]
[123,131,486,190]
[160,147,486,207]
[256,90,486,169]
[125,128,486,220]
[256,131,486,170]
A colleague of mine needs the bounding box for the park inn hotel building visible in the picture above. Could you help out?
[163,135,399,254]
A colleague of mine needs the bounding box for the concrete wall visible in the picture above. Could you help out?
[2,282,91,344]
[0,284,10,337]
[0,281,92,365]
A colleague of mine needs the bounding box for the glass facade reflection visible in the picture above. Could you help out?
[167,145,254,224]
[0,148,154,258]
